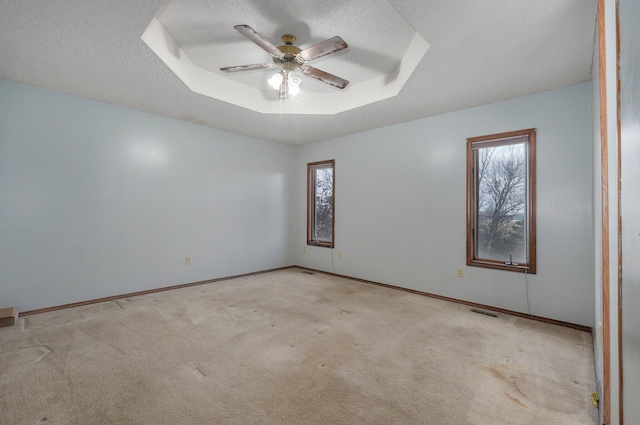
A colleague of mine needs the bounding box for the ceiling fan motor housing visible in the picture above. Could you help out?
[274,34,303,70]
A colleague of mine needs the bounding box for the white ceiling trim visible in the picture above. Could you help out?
[142,18,429,115]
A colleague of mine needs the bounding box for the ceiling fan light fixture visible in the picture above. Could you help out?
[268,72,283,90]
[268,70,302,98]
[288,73,302,96]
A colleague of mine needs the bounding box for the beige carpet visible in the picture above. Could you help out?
[0,268,598,424]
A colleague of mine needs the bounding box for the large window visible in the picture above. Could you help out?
[467,129,536,273]
[307,160,335,248]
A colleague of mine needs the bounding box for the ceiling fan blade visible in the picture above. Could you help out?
[220,63,277,73]
[301,66,349,89]
[298,36,348,62]
[234,25,283,58]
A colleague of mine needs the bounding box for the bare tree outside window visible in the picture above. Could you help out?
[313,167,333,242]
[476,143,526,262]
[467,129,536,273]
[307,160,334,247]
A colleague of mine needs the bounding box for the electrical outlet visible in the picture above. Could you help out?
[303,246,307,253]
[456,268,464,278]
[186,256,192,265]
[337,251,342,259]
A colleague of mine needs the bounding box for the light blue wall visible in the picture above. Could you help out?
[0,78,595,328]
[294,82,595,327]
[0,78,295,311]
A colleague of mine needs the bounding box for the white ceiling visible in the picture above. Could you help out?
[159,0,415,88]
[142,2,429,115]
[0,0,597,145]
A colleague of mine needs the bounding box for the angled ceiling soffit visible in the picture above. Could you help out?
[141,6,429,115]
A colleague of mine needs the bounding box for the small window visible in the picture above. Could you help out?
[307,160,335,248]
[467,129,536,273]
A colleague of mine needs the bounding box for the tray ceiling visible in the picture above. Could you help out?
[143,0,429,114]
[0,0,597,144]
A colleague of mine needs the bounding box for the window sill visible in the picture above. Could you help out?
[467,259,535,274]
[307,241,334,249]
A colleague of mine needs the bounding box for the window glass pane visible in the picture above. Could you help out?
[313,166,333,242]
[475,142,527,264]
[467,128,535,273]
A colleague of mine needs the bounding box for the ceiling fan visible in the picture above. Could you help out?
[220,25,350,98]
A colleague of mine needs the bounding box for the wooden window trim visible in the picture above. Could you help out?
[307,160,335,248]
[466,128,537,274]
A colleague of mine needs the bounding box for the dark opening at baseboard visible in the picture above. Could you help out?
[470,308,499,318]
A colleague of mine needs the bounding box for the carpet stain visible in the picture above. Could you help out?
[485,364,529,400]
[513,379,528,399]
[505,392,528,408]
[486,365,506,382]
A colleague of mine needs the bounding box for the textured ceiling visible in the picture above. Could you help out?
[143,2,429,114]
[159,0,414,89]
[0,0,597,145]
